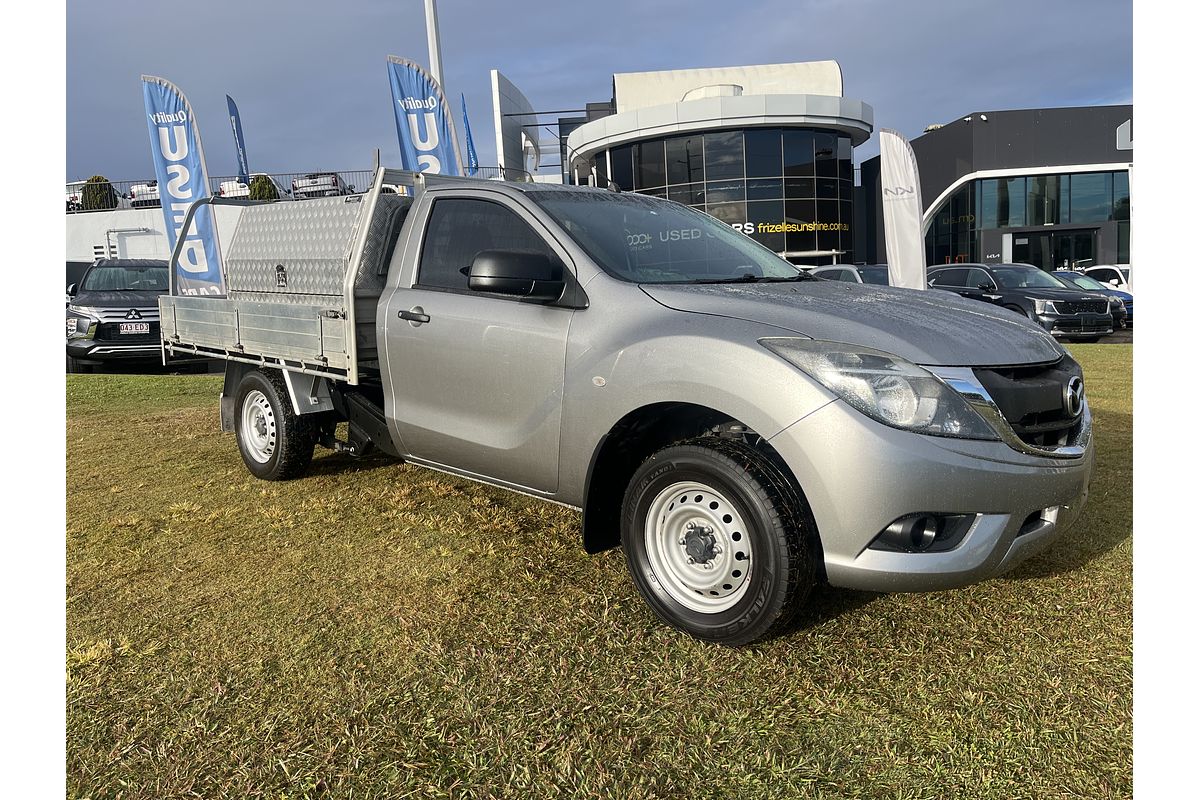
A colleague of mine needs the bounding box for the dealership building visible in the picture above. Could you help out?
[493,61,875,265]
[493,66,1130,272]
[858,104,1132,270]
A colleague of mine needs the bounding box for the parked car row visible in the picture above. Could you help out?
[809,262,1130,342]
[68,171,358,212]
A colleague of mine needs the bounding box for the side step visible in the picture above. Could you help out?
[326,387,401,459]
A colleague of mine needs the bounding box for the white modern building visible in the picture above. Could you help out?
[545,61,875,264]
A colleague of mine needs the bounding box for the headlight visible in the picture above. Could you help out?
[66,308,96,339]
[759,339,999,440]
[1033,299,1058,314]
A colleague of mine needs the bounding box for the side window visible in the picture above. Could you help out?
[417,197,556,291]
[1091,268,1117,283]
[965,268,994,289]
[836,269,856,283]
[930,268,966,287]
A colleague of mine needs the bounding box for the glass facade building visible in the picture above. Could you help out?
[925,169,1130,270]
[586,128,856,265]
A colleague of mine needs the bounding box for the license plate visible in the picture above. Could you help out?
[119,322,150,334]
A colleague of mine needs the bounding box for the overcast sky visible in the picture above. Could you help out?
[66,0,1132,182]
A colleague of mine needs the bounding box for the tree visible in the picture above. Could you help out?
[81,175,118,211]
[248,175,280,201]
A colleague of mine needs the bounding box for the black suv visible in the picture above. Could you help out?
[66,259,169,372]
[928,263,1113,342]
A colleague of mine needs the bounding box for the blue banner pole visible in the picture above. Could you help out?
[141,75,224,296]
[385,55,463,175]
[226,94,250,186]
[461,93,479,176]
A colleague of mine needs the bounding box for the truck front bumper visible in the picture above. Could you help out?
[67,337,162,363]
[1035,310,1114,338]
[768,399,1095,593]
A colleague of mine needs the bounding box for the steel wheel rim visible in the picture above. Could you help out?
[644,480,753,613]
[240,389,276,463]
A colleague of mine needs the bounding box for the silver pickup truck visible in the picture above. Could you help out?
[160,168,1094,645]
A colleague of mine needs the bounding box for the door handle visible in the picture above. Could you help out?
[398,306,430,325]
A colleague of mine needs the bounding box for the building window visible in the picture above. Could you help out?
[668,183,704,205]
[609,146,634,191]
[978,177,1026,229]
[747,199,785,253]
[1112,171,1130,221]
[704,179,745,204]
[813,132,838,178]
[785,198,817,254]
[783,130,815,176]
[746,178,783,200]
[706,201,746,226]
[635,140,666,190]
[1027,175,1063,226]
[665,135,704,185]
[703,131,744,181]
[594,152,607,187]
[926,184,976,264]
[744,129,782,178]
[1068,172,1113,223]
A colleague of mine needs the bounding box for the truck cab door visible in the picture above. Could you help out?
[381,192,575,494]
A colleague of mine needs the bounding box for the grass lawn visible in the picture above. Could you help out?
[66,345,1132,799]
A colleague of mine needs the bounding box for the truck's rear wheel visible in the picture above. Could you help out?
[621,437,816,646]
[235,369,316,480]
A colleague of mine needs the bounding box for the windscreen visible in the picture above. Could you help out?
[81,265,169,291]
[531,191,804,283]
[1061,273,1107,291]
[992,266,1068,290]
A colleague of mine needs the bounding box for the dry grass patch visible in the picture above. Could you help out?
[67,346,1131,798]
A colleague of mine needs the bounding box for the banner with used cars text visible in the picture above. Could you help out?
[142,75,224,295]
[386,56,462,176]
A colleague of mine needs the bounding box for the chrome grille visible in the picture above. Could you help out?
[72,305,161,322]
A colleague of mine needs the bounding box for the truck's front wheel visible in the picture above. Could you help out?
[621,437,816,646]
[235,369,316,480]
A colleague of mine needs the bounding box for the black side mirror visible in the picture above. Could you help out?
[67,283,77,296]
[977,283,993,291]
[468,250,565,301]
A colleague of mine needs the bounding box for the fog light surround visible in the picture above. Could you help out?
[869,513,977,553]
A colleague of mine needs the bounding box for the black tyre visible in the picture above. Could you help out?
[234,369,316,480]
[66,355,91,374]
[621,437,816,646]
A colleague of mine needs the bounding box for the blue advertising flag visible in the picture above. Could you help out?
[141,75,224,296]
[461,93,479,176]
[226,94,250,186]
[386,56,462,175]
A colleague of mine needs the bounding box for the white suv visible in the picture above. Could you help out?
[218,173,292,201]
[129,180,161,208]
[1084,265,1131,294]
[291,172,352,200]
